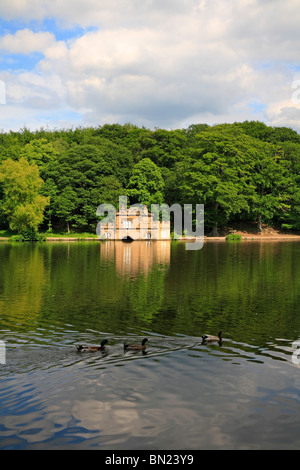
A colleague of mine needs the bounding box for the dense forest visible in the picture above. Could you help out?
[1,120,300,237]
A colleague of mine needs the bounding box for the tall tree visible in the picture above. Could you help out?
[176,125,254,235]
[0,157,49,233]
[249,144,291,231]
[47,143,127,231]
[127,158,165,208]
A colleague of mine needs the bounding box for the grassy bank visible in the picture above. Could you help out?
[0,230,99,241]
[1,224,300,242]
[43,232,98,239]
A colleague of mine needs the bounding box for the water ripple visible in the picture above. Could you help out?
[1,328,295,379]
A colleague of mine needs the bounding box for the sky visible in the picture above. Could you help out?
[0,0,300,133]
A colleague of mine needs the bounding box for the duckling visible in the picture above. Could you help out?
[124,338,148,351]
[76,339,108,352]
[202,330,222,344]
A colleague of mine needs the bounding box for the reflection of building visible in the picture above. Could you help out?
[100,240,170,277]
[101,205,170,240]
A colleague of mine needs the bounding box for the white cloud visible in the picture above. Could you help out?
[0,0,203,28]
[0,0,300,131]
[0,0,44,21]
[0,29,56,54]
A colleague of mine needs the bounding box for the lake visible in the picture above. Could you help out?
[1,239,300,450]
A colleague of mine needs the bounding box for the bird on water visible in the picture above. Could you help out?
[76,339,109,352]
[201,330,222,344]
[124,338,148,351]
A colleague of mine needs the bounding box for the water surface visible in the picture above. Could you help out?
[1,240,300,449]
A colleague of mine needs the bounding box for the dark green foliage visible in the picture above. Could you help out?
[0,121,300,234]
[9,229,46,242]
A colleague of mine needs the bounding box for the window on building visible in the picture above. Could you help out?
[123,219,132,228]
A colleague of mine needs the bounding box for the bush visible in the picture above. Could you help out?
[226,233,242,242]
[9,229,46,242]
[9,234,25,242]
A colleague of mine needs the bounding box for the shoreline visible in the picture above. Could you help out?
[205,236,300,241]
[1,234,300,242]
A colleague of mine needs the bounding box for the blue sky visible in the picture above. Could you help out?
[0,17,97,40]
[0,18,96,72]
[0,17,97,69]
[0,0,300,132]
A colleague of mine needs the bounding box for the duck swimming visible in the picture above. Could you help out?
[202,330,222,344]
[76,339,108,352]
[124,338,148,351]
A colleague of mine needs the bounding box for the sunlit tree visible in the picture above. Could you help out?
[0,157,49,234]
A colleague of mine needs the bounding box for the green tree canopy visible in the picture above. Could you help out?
[0,157,49,233]
[0,121,299,235]
[176,125,256,234]
[47,143,126,231]
[127,157,165,209]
